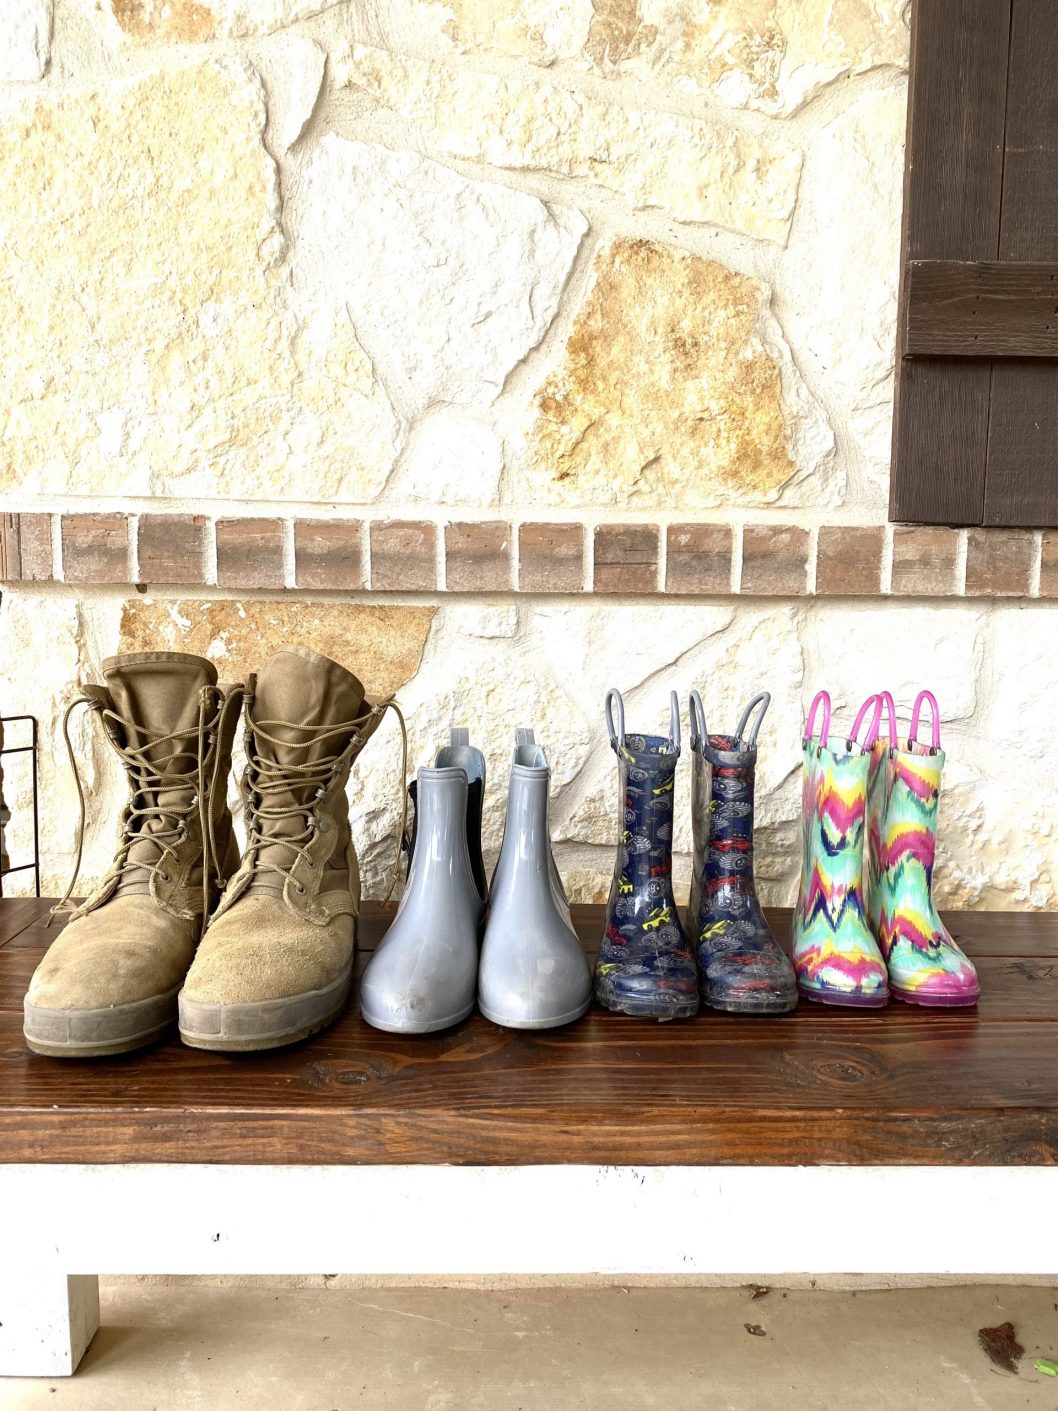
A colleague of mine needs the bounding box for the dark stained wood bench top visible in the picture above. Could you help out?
[2,899,1057,1167]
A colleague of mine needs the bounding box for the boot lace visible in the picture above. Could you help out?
[50,687,232,927]
[240,697,408,904]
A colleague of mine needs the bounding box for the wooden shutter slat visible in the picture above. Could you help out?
[890,0,1012,526]
[984,0,1058,527]
[905,260,1058,358]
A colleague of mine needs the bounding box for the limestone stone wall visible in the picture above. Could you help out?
[1,589,1054,911]
[1,1,1055,912]
[1,0,905,512]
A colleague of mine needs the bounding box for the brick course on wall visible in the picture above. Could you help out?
[2,512,1047,599]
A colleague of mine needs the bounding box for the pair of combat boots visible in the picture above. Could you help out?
[23,647,388,1057]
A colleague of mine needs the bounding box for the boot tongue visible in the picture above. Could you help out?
[248,649,368,883]
[102,652,218,886]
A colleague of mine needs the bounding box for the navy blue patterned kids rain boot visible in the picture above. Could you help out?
[687,690,797,1014]
[594,689,699,1020]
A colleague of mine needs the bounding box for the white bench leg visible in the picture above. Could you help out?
[0,1275,99,1376]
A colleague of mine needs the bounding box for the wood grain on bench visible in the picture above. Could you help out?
[1,900,1056,1167]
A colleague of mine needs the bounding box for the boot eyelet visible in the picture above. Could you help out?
[294,882,306,895]
[158,871,171,883]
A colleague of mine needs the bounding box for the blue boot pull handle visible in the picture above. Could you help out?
[688,689,707,750]
[734,691,771,749]
[605,688,625,752]
[605,688,680,752]
[690,691,770,751]
[668,690,681,754]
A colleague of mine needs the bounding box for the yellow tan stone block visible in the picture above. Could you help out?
[440,0,590,59]
[0,62,398,501]
[340,44,801,242]
[592,0,909,114]
[435,0,908,115]
[105,0,335,41]
[516,238,831,509]
[117,600,436,703]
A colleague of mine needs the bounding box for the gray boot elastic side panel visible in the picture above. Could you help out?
[360,766,485,1034]
[479,755,591,1030]
[407,733,488,901]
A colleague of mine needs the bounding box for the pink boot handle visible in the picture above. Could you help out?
[877,690,898,749]
[849,693,882,751]
[910,689,941,751]
[803,690,831,748]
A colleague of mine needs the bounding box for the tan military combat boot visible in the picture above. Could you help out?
[24,652,243,1057]
[178,647,388,1051]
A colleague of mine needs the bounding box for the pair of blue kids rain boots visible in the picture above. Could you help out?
[594,688,797,1021]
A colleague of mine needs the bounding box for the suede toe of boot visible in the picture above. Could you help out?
[178,895,356,1051]
[24,897,196,1058]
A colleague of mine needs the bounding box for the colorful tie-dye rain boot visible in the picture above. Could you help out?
[687,690,797,1014]
[594,689,699,1020]
[792,691,889,1008]
[866,691,979,1007]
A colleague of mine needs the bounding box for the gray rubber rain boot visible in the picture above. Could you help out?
[478,730,591,1030]
[403,728,487,900]
[359,731,487,1034]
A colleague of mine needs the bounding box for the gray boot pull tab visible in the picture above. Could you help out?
[668,690,681,754]
[605,688,625,753]
[689,690,707,750]
[449,728,470,748]
[735,691,771,749]
[515,728,536,747]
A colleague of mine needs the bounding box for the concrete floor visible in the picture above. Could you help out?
[3,1280,1058,1409]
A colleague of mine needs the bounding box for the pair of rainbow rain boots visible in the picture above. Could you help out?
[791,688,979,1008]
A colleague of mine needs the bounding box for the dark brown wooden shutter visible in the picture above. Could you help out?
[891,0,1058,528]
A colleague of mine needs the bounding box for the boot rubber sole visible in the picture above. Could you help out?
[890,983,980,1008]
[359,999,475,1035]
[479,997,592,1030]
[702,985,798,1015]
[178,961,354,1052]
[23,986,180,1058]
[593,990,699,1021]
[797,981,889,1009]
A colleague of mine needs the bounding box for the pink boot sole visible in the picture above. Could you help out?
[889,984,979,1008]
[797,981,889,1009]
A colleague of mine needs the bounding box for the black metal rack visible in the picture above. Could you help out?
[0,714,41,898]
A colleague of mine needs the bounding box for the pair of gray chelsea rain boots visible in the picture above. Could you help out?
[359,728,592,1033]
[24,647,385,1057]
